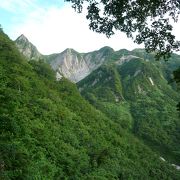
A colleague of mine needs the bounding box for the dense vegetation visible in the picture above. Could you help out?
[78,57,180,165]
[1,30,180,179]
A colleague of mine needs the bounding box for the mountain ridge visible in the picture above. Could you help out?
[15,35,117,82]
[15,34,180,84]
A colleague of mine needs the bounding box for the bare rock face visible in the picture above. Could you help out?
[15,34,42,60]
[115,55,140,65]
[50,47,113,82]
[51,49,90,82]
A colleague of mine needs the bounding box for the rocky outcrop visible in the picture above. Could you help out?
[50,47,113,82]
[115,55,140,65]
[15,34,42,60]
[51,49,91,82]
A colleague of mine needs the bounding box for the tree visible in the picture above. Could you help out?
[65,0,180,59]
[0,25,3,32]
[173,67,180,112]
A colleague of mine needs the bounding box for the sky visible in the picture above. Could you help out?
[0,0,180,55]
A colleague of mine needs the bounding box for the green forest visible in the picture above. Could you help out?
[78,59,180,164]
[0,30,180,180]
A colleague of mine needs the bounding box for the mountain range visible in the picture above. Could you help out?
[15,35,114,82]
[15,34,180,83]
[1,31,179,179]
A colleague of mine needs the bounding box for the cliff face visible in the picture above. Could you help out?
[50,48,112,82]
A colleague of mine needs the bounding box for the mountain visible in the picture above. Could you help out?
[15,35,180,84]
[1,30,180,179]
[15,34,42,60]
[78,56,180,165]
[15,35,114,82]
[50,47,114,82]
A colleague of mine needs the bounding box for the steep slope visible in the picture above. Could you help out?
[120,59,180,162]
[50,47,114,82]
[15,34,42,60]
[50,48,91,82]
[78,64,124,103]
[1,31,180,179]
[78,57,180,164]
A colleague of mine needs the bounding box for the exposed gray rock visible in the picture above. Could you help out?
[172,164,180,170]
[91,78,99,86]
[115,55,140,65]
[148,77,155,86]
[159,157,166,161]
[50,48,110,82]
[15,34,42,60]
[134,69,141,77]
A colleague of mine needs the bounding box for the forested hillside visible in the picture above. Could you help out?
[78,57,180,165]
[1,30,180,179]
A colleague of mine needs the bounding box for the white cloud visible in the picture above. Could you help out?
[9,4,144,54]
[8,2,180,55]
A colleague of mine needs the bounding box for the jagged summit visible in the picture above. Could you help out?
[15,34,42,60]
[62,48,79,54]
[16,34,29,41]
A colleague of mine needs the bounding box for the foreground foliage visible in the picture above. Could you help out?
[66,0,180,59]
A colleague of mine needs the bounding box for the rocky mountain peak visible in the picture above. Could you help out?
[16,34,29,42]
[62,48,78,55]
[15,34,42,60]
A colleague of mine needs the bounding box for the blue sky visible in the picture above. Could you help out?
[0,0,180,55]
[0,0,64,36]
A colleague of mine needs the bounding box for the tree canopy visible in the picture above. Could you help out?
[173,67,180,111]
[66,0,180,59]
